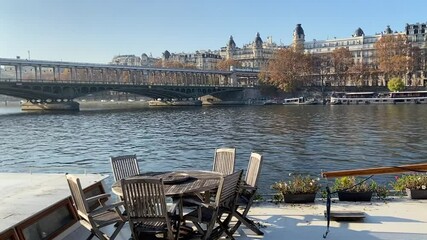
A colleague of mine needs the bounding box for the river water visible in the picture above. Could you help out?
[1,102,426,194]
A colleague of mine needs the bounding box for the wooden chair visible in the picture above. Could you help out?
[182,148,235,206]
[110,154,140,182]
[212,148,236,175]
[230,152,264,235]
[66,174,126,240]
[121,178,178,240]
[183,170,243,240]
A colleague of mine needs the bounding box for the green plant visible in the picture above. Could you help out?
[392,174,427,192]
[387,77,405,92]
[332,176,377,193]
[371,181,389,199]
[271,175,321,201]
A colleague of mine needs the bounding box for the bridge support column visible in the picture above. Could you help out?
[21,100,79,111]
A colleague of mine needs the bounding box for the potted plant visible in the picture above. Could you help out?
[271,175,321,203]
[332,176,377,202]
[392,174,427,199]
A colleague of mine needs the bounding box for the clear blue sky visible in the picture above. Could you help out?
[1,0,426,63]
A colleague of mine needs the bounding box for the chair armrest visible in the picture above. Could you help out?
[167,202,178,214]
[184,198,215,209]
[88,201,124,216]
[86,193,111,203]
[241,185,257,191]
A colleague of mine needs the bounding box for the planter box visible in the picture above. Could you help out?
[406,188,427,199]
[284,193,316,203]
[337,191,372,202]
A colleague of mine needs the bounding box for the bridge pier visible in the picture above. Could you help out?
[21,100,79,111]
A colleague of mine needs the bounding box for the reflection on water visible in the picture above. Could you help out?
[1,104,427,194]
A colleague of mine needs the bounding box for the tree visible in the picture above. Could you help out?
[216,59,241,71]
[311,53,332,88]
[154,60,196,69]
[349,62,373,86]
[375,34,412,80]
[331,47,354,87]
[259,48,312,92]
[387,77,405,92]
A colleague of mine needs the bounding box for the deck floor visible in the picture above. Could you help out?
[58,198,427,240]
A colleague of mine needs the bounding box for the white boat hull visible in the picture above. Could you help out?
[330,96,427,105]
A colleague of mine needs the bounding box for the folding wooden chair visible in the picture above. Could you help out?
[66,174,126,240]
[121,177,178,240]
[183,170,243,240]
[212,148,236,175]
[110,154,140,182]
[230,152,264,235]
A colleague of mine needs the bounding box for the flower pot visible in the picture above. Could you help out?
[406,188,427,199]
[337,191,372,202]
[284,193,316,203]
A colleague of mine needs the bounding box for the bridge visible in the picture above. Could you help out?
[0,58,259,110]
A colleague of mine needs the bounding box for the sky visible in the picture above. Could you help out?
[1,0,426,64]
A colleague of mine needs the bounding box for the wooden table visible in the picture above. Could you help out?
[112,170,222,198]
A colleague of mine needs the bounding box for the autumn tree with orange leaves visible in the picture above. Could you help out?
[154,60,196,69]
[216,59,241,71]
[374,34,413,81]
[330,47,354,87]
[259,48,312,92]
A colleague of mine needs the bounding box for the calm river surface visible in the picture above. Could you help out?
[1,102,427,194]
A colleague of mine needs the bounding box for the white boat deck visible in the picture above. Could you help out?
[0,173,107,234]
[2,173,427,240]
[60,198,427,240]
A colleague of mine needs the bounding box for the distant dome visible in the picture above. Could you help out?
[254,32,263,48]
[294,24,305,36]
[163,50,170,59]
[384,25,393,34]
[353,27,365,37]
[228,35,236,49]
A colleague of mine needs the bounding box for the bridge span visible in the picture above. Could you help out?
[0,58,259,110]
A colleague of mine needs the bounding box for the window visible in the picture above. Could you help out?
[17,199,77,240]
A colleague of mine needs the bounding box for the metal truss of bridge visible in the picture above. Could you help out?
[0,58,259,110]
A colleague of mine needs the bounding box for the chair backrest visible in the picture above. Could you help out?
[245,152,263,188]
[212,148,236,175]
[121,178,171,229]
[110,154,140,182]
[215,170,243,209]
[66,174,90,216]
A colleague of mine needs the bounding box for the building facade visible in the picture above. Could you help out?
[296,23,427,87]
[110,22,427,87]
[161,50,222,70]
[110,54,159,67]
[219,33,283,70]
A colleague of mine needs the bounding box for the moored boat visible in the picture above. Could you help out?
[330,91,427,105]
[148,98,202,106]
[283,97,318,105]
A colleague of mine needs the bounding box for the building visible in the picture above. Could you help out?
[161,50,222,70]
[110,54,159,67]
[295,23,427,87]
[109,22,427,87]
[219,33,283,70]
